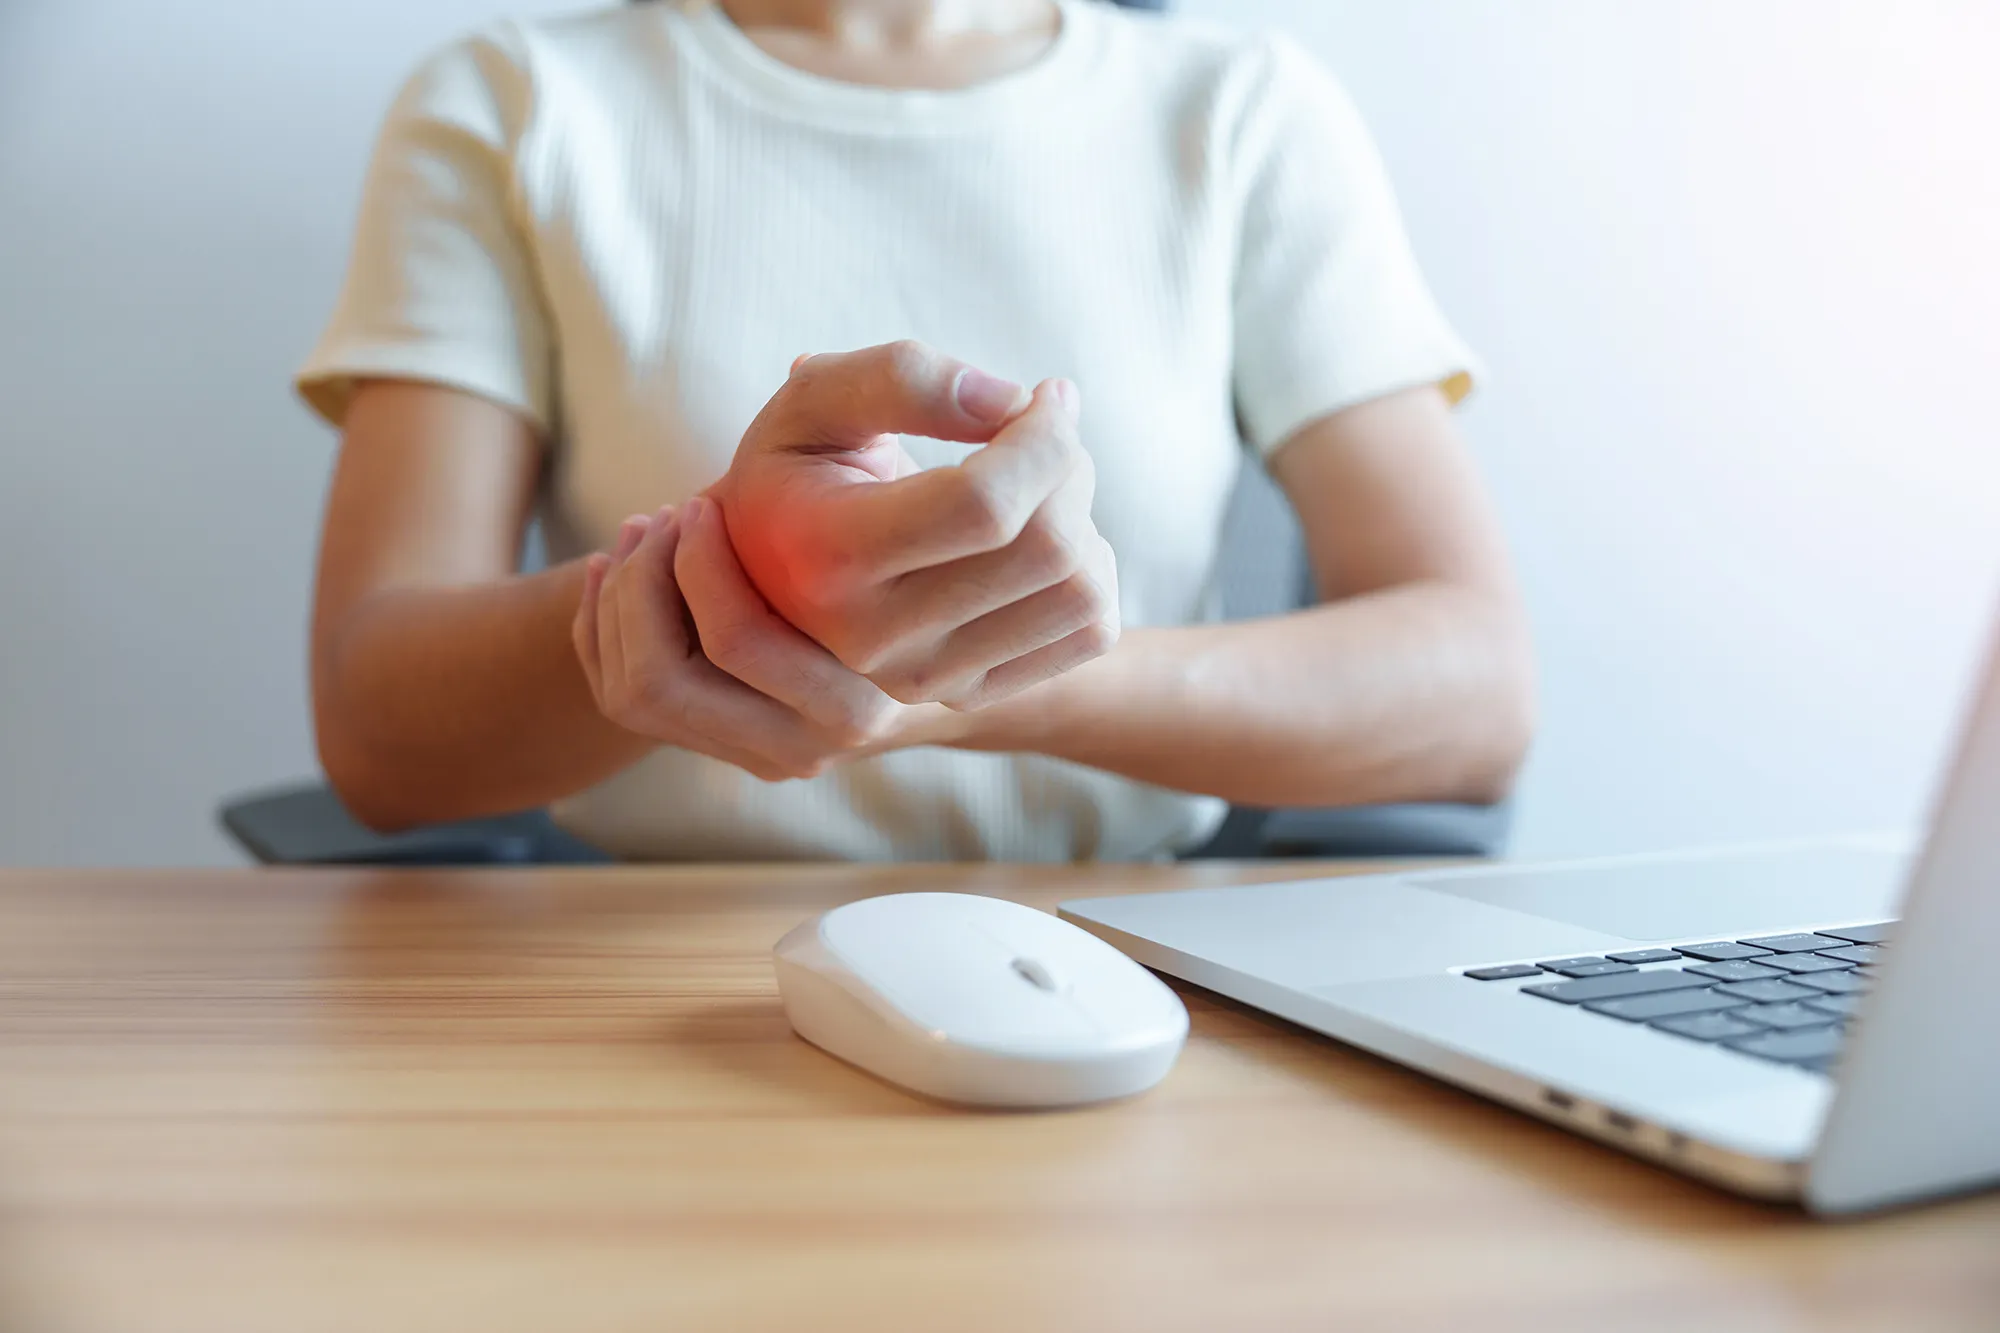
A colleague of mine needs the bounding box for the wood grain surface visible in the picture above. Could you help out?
[0,864,1994,1333]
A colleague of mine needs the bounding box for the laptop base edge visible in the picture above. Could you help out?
[1061,905,1809,1206]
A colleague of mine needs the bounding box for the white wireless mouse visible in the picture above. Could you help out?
[772,892,1189,1108]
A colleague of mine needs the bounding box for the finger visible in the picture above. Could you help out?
[675,653,847,780]
[623,498,848,773]
[873,451,1096,636]
[921,566,1115,706]
[573,553,610,701]
[592,510,653,688]
[613,507,693,696]
[749,340,1031,455]
[676,494,893,744]
[829,378,1083,577]
[596,544,631,714]
[610,518,821,781]
[613,514,649,561]
[955,618,1120,712]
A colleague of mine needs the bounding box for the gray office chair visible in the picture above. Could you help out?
[219,0,1510,864]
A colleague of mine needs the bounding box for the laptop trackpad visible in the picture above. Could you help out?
[1409,843,1909,941]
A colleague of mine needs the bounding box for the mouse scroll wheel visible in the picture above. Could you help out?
[1010,956,1065,992]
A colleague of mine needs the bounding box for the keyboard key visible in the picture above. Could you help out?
[1815,944,1884,966]
[1804,993,1865,1019]
[1727,1025,1844,1066]
[1738,933,1848,953]
[1542,960,1636,978]
[1584,989,1748,1022]
[1522,969,1713,1004]
[1759,953,1855,975]
[1651,1011,1762,1042]
[1795,970,1871,996]
[1605,949,1681,965]
[1685,959,1785,983]
[1737,1002,1833,1030]
[1675,942,1773,962]
[1464,964,1542,981]
[1713,978,1817,1004]
[1536,956,1609,971]
[1815,922,1895,945]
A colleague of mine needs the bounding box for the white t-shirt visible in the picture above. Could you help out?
[299,0,1477,862]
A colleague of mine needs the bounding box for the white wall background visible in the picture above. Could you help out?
[1,0,1995,865]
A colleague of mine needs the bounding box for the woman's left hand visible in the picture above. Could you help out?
[573,497,953,782]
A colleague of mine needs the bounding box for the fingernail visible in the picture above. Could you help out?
[615,517,647,558]
[1054,378,1081,418]
[955,368,1028,424]
[649,505,674,534]
[683,496,706,526]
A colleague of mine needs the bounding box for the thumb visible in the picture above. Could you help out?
[747,340,1031,454]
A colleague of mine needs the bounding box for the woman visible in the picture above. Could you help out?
[302,0,1533,861]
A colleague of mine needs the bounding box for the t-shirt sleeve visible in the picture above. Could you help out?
[1229,37,1480,458]
[296,33,553,433]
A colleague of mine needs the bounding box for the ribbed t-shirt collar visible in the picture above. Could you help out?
[667,0,1101,134]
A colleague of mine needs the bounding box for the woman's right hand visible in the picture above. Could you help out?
[704,341,1121,714]
[572,498,951,782]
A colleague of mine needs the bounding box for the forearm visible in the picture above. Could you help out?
[313,560,653,830]
[953,581,1534,808]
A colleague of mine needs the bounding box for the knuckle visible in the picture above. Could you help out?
[949,472,1012,548]
[1072,617,1120,661]
[1017,516,1081,585]
[1067,446,1097,499]
[831,634,889,678]
[820,700,884,752]
[821,717,872,751]
[1046,416,1087,463]
[880,338,936,387]
[1052,572,1109,629]
[1082,540,1119,594]
[821,696,892,750]
[700,618,753,671]
[945,673,1005,713]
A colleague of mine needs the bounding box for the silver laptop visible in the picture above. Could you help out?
[1062,616,2000,1214]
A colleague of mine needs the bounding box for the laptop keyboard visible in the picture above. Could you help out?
[1460,922,1895,1076]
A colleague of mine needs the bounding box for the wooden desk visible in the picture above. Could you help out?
[1,866,1995,1333]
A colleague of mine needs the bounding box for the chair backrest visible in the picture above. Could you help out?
[1215,456,1308,621]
